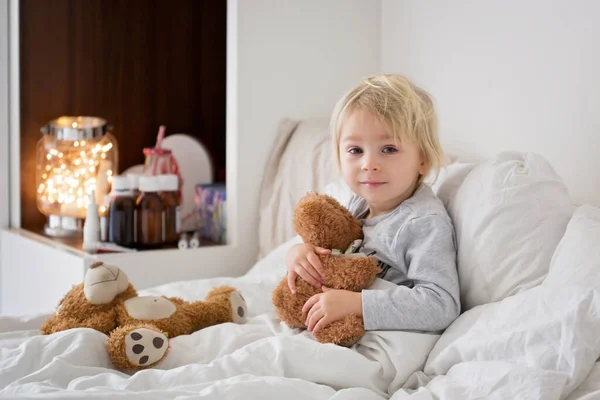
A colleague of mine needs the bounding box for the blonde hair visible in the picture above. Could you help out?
[330,74,445,185]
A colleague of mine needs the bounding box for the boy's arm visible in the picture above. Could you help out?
[361,215,461,331]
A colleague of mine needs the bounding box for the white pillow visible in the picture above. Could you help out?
[258,118,332,259]
[449,151,574,311]
[424,285,600,399]
[427,162,477,208]
[543,205,600,290]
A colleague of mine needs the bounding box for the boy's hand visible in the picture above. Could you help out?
[302,287,362,334]
[286,243,331,293]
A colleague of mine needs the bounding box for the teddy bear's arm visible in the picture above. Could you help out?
[321,255,381,292]
[40,309,117,335]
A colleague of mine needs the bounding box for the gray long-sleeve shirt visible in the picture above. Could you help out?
[344,184,461,332]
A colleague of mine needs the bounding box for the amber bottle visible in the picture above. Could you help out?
[136,176,164,248]
[158,174,181,244]
[107,175,135,247]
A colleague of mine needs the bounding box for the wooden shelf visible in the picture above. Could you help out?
[32,228,225,254]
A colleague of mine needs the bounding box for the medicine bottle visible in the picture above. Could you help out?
[128,174,141,199]
[158,174,181,244]
[136,176,164,248]
[108,176,135,247]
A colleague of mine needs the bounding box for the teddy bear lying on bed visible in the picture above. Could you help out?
[272,192,381,346]
[41,262,248,370]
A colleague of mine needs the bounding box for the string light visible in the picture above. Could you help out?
[37,137,115,219]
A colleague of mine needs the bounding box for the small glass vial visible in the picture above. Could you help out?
[108,176,136,247]
[136,176,164,248]
[158,174,181,244]
[99,195,110,242]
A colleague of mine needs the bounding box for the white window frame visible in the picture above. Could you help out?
[0,0,10,230]
[0,0,20,230]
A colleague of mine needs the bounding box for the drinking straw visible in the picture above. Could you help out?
[151,125,166,175]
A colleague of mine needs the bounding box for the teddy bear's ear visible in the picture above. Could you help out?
[293,193,362,251]
[83,263,130,304]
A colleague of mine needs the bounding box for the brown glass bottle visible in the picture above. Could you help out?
[128,174,141,199]
[108,176,135,247]
[158,174,181,244]
[136,176,164,248]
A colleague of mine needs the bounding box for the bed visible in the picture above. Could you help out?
[1,119,599,399]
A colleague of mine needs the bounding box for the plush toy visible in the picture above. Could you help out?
[41,262,248,370]
[272,192,381,346]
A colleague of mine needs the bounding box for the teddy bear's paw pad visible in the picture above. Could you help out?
[230,290,248,324]
[124,328,168,367]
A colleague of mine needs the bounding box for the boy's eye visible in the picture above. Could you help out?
[348,147,363,155]
[382,146,398,154]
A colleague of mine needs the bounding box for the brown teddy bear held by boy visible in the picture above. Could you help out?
[41,262,248,370]
[272,192,381,346]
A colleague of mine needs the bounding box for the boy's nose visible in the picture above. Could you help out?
[361,157,380,171]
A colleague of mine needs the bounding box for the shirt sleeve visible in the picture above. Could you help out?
[361,214,461,331]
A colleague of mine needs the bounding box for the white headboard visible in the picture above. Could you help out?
[381,0,600,207]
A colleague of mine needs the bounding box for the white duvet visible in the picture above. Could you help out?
[1,236,600,399]
[0,239,437,399]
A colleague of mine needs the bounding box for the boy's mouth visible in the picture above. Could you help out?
[360,181,386,189]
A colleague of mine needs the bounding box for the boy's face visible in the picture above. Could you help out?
[339,108,426,217]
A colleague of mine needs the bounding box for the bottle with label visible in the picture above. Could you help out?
[158,174,181,244]
[136,176,164,248]
[107,175,136,247]
[128,174,141,199]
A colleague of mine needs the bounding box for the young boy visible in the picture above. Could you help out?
[286,74,460,334]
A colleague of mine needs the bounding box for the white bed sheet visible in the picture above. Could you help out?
[389,285,600,400]
[566,362,600,400]
[0,238,438,399]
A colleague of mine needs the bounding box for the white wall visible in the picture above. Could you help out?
[0,0,9,313]
[8,0,18,228]
[234,0,381,262]
[381,0,600,207]
[0,0,9,230]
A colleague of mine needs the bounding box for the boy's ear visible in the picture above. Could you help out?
[418,154,430,176]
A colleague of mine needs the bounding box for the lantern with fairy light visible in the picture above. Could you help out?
[36,116,118,237]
